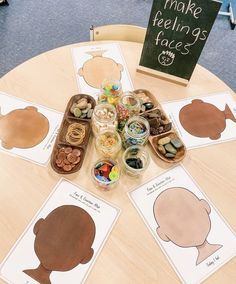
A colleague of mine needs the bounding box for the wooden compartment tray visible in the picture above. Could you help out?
[50,94,96,174]
[134,89,186,163]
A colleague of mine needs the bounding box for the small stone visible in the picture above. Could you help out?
[158,137,171,145]
[77,100,88,109]
[143,102,154,110]
[87,109,93,118]
[159,126,164,133]
[164,143,177,154]
[165,153,176,158]
[82,107,89,114]
[170,138,183,149]
[157,145,166,155]
[73,108,82,117]
[141,105,146,112]
[87,103,92,109]
[80,113,87,119]
[164,123,172,132]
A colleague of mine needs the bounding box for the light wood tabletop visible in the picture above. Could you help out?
[0,41,235,284]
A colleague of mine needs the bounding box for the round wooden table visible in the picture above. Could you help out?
[0,41,235,284]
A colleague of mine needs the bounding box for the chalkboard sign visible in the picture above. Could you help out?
[137,0,222,85]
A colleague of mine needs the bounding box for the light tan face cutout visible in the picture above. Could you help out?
[78,50,123,89]
[154,187,222,265]
[0,106,49,149]
[179,99,236,140]
[23,205,96,284]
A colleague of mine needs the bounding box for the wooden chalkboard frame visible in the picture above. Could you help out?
[137,0,222,86]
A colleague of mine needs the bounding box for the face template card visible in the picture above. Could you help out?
[0,92,63,165]
[0,179,120,284]
[161,92,236,149]
[129,165,236,284]
[72,43,134,96]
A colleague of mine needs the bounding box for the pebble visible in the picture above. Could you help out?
[141,105,146,112]
[143,102,154,110]
[87,109,93,118]
[77,99,88,109]
[170,138,183,149]
[164,143,177,154]
[158,137,171,145]
[165,153,176,158]
[73,108,82,117]
[157,145,166,155]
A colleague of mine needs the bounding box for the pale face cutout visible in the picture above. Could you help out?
[154,188,211,248]
[78,52,123,89]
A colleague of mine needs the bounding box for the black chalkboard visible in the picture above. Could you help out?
[0,0,9,6]
[138,0,222,83]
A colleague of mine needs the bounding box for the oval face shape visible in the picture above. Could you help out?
[34,205,96,271]
[179,100,225,140]
[154,187,211,248]
[0,107,49,149]
[81,57,122,88]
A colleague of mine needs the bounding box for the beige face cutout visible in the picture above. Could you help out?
[179,99,236,140]
[78,50,123,89]
[154,187,222,265]
[0,106,49,149]
[23,205,96,284]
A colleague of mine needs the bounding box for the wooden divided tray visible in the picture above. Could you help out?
[134,89,186,163]
[51,94,96,174]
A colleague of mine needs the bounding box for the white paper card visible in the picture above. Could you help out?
[162,92,236,149]
[129,165,236,284]
[0,92,63,165]
[0,179,120,284]
[72,43,134,96]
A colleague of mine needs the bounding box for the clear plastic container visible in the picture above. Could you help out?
[91,103,117,135]
[91,159,120,190]
[95,130,122,159]
[121,116,150,149]
[116,91,141,132]
[99,79,122,106]
[122,145,150,176]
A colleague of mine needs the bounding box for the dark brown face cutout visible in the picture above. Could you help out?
[179,99,236,140]
[154,187,222,265]
[0,106,49,149]
[23,205,96,284]
[78,50,123,88]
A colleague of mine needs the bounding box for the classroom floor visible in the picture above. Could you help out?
[0,0,235,90]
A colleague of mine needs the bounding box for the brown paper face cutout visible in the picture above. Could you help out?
[0,106,49,149]
[179,99,236,140]
[23,205,96,284]
[153,187,222,265]
[78,50,124,88]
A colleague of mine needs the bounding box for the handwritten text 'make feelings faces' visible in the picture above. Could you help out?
[152,0,208,55]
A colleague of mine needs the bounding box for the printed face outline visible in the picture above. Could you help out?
[158,51,175,66]
[78,50,123,89]
[179,99,236,140]
[0,106,49,149]
[23,205,96,283]
[154,187,211,247]
[153,187,222,265]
